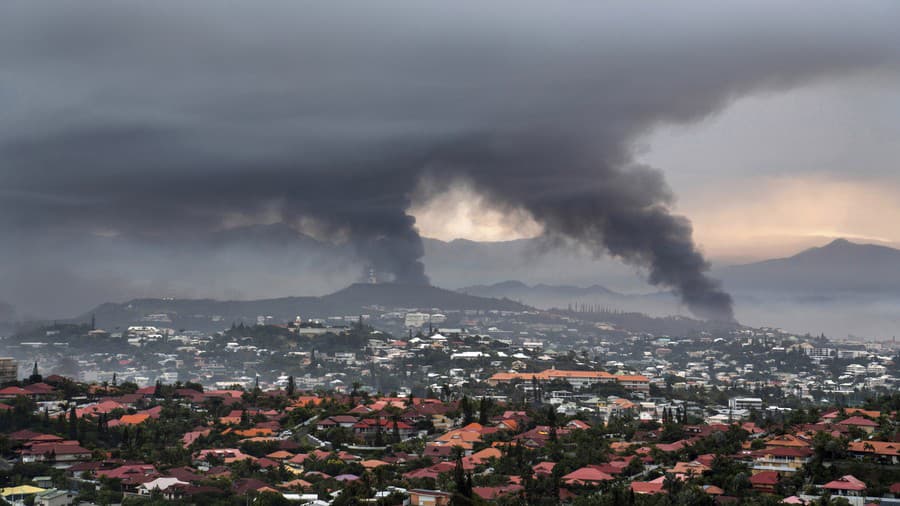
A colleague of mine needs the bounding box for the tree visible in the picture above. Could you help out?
[253,491,292,506]
[451,450,473,506]
[478,397,491,425]
[546,406,558,442]
[374,417,385,446]
[461,396,474,425]
[532,375,542,405]
[28,361,42,384]
[391,413,401,443]
[68,406,78,440]
[286,375,296,397]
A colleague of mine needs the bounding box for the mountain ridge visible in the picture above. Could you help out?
[717,238,900,293]
[75,282,530,331]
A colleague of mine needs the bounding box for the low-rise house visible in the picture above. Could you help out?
[561,466,614,487]
[473,484,524,501]
[403,461,456,481]
[749,471,780,494]
[764,434,810,449]
[631,477,665,495]
[836,416,878,435]
[532,462,556,476]
[138,477,189,498]
[751,446,812,474]
[35,489,74,506]
[194,448,253,465]
[316,415,359,430]
[848,440,900,464]
[821,475,866,499]
[20,442,92,468]
[96,464,159,491]
[1,485,47,505]
[353,418,416,439]
[409,489,451,506]
[670,461,710,477]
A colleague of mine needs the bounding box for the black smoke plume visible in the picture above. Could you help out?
[422,134,734,320]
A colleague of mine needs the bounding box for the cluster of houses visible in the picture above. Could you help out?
[2,372,900,506]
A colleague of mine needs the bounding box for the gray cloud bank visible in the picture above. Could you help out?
[1,1,899,320]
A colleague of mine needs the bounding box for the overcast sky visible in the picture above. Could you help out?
[2,1,900,317]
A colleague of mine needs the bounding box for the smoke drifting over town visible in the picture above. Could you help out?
[2,1,899,320]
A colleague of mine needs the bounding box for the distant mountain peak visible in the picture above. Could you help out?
[796,237,898,259]
[719,236,900,294]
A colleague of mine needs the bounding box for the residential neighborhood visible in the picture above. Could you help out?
[1,313,900,505]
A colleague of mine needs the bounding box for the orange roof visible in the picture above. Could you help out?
[437,431,483,443]
[280,479,313,490]
[765,434,810,448]
[631,480,665,495]
[849,441,900,457]
[467,447,502,464]
[610,442,635,453]
[823,408,881,420]
[489,369,616,382]
[671,461,710,475]
[234,428,275,437]
[118,413,150,425]
[539,369,615,379]
[293,396,322,407]
[613,398,636,408]
[615,375,650,382]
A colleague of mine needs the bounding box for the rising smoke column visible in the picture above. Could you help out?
[423,134,734,320]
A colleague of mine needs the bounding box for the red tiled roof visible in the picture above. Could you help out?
[403,461,456,480]
[655,440,690,452]
[751,446,812,458]
[533,461,556,475]
[8,429,46,441]
[631,480,665,495]
[473,485,524,500]
[96,464,158,481]
[23,383,55,394]
[0,386,30,396]
[750,471,780,486]
[823,475,866,491]
[838,416,878,427]
[21,442,91,456]
[562,466,614,485]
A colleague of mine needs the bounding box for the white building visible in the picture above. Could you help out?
[729,397,763,411]
[867,364,886,376]
[0,357,17,384]
[845,364,866,376]
[404,312,431,328]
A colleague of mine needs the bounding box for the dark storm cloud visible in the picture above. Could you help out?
[1,1,899,319]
